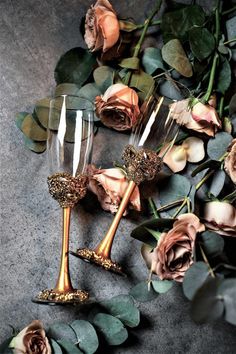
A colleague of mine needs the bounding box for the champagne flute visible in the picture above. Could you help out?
[71,95,171,275]
[34,94,94,304]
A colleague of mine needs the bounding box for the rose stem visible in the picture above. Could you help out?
[222,6,236,16]
[172,198,188,219]
[136,19,161,30]
[223,38,236,45]
[124,0,162,86]
[199,245,215,278]
[219,95,224,119]
[148,197,160,218]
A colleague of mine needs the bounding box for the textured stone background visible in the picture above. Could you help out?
[0,0,236,353]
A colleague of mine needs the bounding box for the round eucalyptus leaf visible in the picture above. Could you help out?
[57,339,83,354]
[16,112,29,130]
[183,262,209,300]
[229,93,236,116]
[93,313,128,346]
[119,57,140,70]
[23,136,46,153]
[129,70,155,101]
[49,338,63,354]
[55,83,81,97]
[200,231,224,257]
[21,114,47,141]
[189,27,215,61]
[93,66,114,93]
[207,132,232,160]
[190,278,224,323]
[219,278,236,325]
[78,83,101,103]
[47,323,77,343]
[101,294,140,328]
[70,320,98,354]
[142,47,165,75]
[158,80,183,100]
[129,281,158,302]
[216,57,232,94]
[208,170,226,197]
[152,279,173,293]
[55,47,96,86]
[34,98,51,128]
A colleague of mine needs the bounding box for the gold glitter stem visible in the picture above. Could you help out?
[95,180,136,259]
[53,207,74,293]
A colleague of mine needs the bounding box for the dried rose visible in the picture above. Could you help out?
[160,137,205,173]
[10,320,51,354]
[169,98,221,137]
[95,83,140,131]
[88,165,141,214]
[84,0,120,52]
[224,139,236,184]
[204,201,236,237]
[151,214,205,282]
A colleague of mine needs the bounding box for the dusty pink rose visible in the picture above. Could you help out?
[84,0,119,52]
[169,98,221,137]
[224,139,236,184]
[10,320,51,354]
[204,201,236,237]
[151,214,205,282]
[88,165,141,214]
[95,83,140,131]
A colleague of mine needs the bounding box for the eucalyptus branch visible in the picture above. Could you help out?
[219,95,224,119]
[222,5,236,16]
[214,0,221,43]
[172,198,188,218]
[199,245,215,278]
[148,197,160,218]
[223,38,236,45]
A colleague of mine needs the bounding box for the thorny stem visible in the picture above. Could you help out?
[200,245,215,278]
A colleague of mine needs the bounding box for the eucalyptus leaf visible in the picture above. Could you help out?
[189,27,215,61]
[216,58,232,94]
[93,313,128,346]
[55,83,81,97]
[229,93,236,116]
[208,170,226,197]
[70,320,98,354]
[183,262,209,300]
[57,340,83,354]
[142,47,165,74]
[23,136,46,153]
[47,322,77,343]
[207,132,232,160]
[34,98,51,128]
[226,16,236,47]
[16,112,29,130]
[161,5,205,42]
[129,281,158,302]
[93,66,114,93]
[191,160,221,177]
[78,83,101,103]
[162,39,193,77]
[190,278,224,323]
[152,279,173,293]
[200,231,224,258]
[55,47,96,86]
[188,186,196,213]
[158,80,183,101]
[218,278,236,325]
[119,57,140,70]
[101,294,140,328]
[131,218,174,247]
[20,114,47,141]
[129,70,154,100]
[49,339,63,354]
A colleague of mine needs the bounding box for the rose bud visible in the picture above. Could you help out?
[191,101,221,132]
[224,139,236,184]
[204,201,236,237]
[84,0,120,52]
[151,214,205,282]
[10,320,51,354]
[88,165,141,214]
[95,83,140,131]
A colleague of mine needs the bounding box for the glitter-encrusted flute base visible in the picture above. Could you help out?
[32,288,89,305]
[70,248,125,276]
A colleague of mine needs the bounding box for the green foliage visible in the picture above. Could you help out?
[142,47,165,74]
[0,337,14,354]
[49,339,63,354]
[216,57,232,94]
[183,262,210,300]
[152,279,173,293]
[189,27,215,61]
[119,57,140,70]
[129,281,158,302]
[129,70,155,101]
[48,323,77,342]
[93,66,115,93]
[70,320,99,354]
[208,170,226,197]
[57,340,83,354]
[207,132,233,160]
[191,159,221,177]
[200,231,224,258]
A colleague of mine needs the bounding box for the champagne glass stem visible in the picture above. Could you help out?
[95,180,136,259]
[53,207,73,293]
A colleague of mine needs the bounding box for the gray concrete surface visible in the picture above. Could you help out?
[0,0,236,353]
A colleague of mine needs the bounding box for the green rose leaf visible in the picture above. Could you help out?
[57,340,83,354]
[92,313,128,346]
[131,218,175,247]
[119,20,138,32]
[142,47,165,74]
[34,98,51,128]
[129,281,158,302]
[207,132,232,160]
[216,57,232,94]
[208,170,226,197]
[49,339,63,354]
[189,27,215,61]
[152,279,173,293]
[119,57,140,70]
[190,278,224,323]
[70,320,98,354]
[55,83,81,97]
[101,294,140,328]
[200,231,224,258]
[183,262,210,300]
[161,5,205,42]
[93,66,115,93]
[19,114,47,141]
[219,278,236,325]
[129,70,155,100]
[159,174,191,217]
[162,39,193,77]
[47,322,77,343]
[23,136,46,153]
[55,47,96,86]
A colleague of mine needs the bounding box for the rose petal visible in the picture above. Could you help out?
[162,145,187,172]
[182,137,205,163]
[204,201,236,236]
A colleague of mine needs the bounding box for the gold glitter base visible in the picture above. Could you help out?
[70,248,125,276]
[33,288,89,305]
